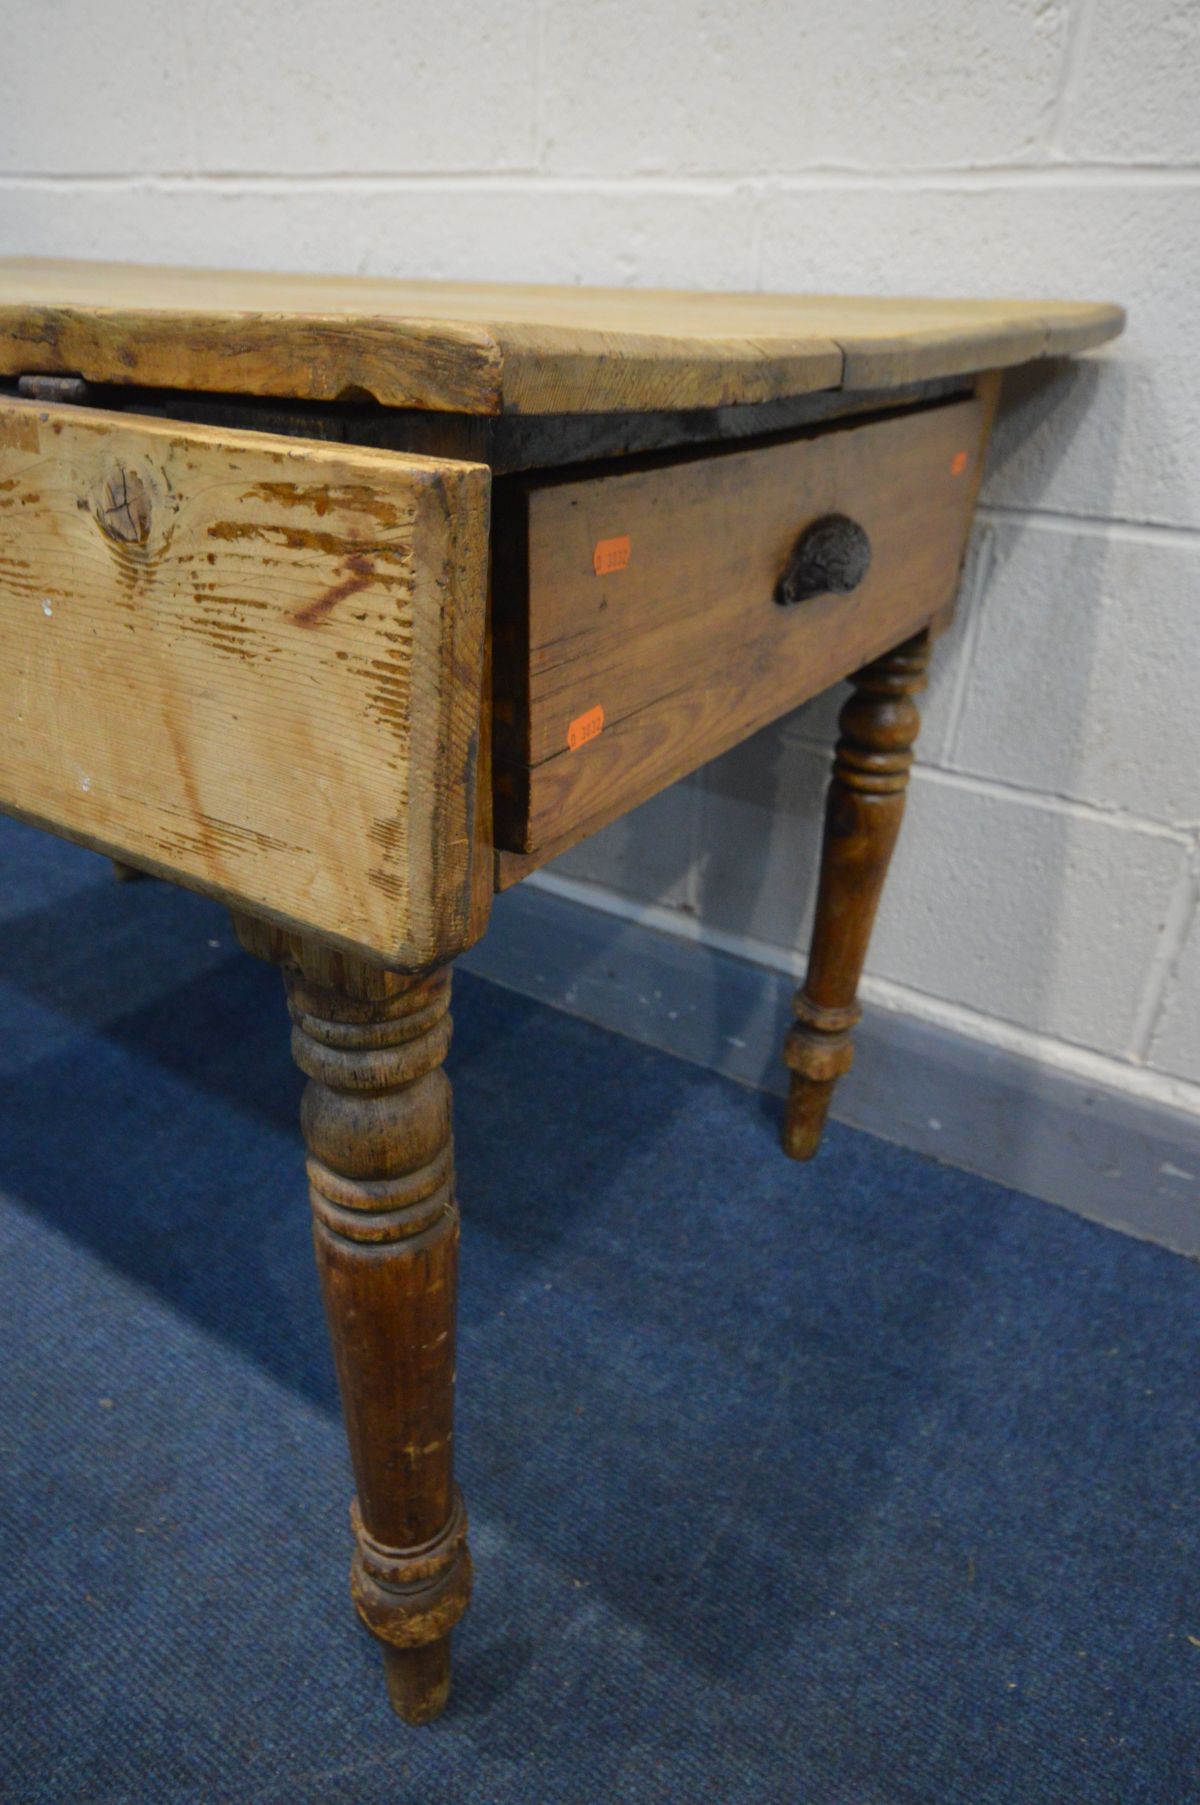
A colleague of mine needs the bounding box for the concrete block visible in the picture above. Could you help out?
[1061,0,1200,163]
[184,0,539,174]
[870,774,1186,1055]
[0,180,760,293]
[952,523,1200,827]
[543,0,1068,174]
[1147,893,1200,1084]
[0,0,192,173]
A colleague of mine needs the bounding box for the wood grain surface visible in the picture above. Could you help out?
[0,395,489,966]
[493,396,983,854]
[0,258,1124,416]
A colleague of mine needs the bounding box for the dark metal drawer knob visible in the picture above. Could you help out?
[776,513,872,606]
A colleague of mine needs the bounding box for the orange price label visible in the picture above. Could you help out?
[593,534,631,575]
[567,705,605,751]
[950,449,969,477]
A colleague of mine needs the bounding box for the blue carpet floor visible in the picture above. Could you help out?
[0,814,1197,1805]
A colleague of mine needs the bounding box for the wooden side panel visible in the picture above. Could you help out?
[493,398,983,856]
[0,397,490,967]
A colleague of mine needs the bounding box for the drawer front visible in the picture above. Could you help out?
[0,397,489,967]
[493,396,984,856]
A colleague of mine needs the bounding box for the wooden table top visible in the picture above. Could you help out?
[0,258,1123,418]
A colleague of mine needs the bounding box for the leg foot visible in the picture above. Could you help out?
[782,1086,833,1161]
[382,1640,452,1725]
[783,1075,839,1162]
[783,630,930,1160]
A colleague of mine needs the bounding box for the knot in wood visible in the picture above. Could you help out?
[95,463,153,545]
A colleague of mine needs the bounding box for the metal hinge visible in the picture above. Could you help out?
[16,373,94,405]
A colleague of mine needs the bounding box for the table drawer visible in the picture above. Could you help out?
[0,396,490,967]
[492,395,984,858]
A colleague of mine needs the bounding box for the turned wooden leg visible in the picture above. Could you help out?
[783,628,930,1161]
[247,930,471,1723]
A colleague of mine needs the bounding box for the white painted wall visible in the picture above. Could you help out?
[3,0,1197,1109]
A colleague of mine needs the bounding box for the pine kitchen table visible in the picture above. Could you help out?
[0,260,1123,1723]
